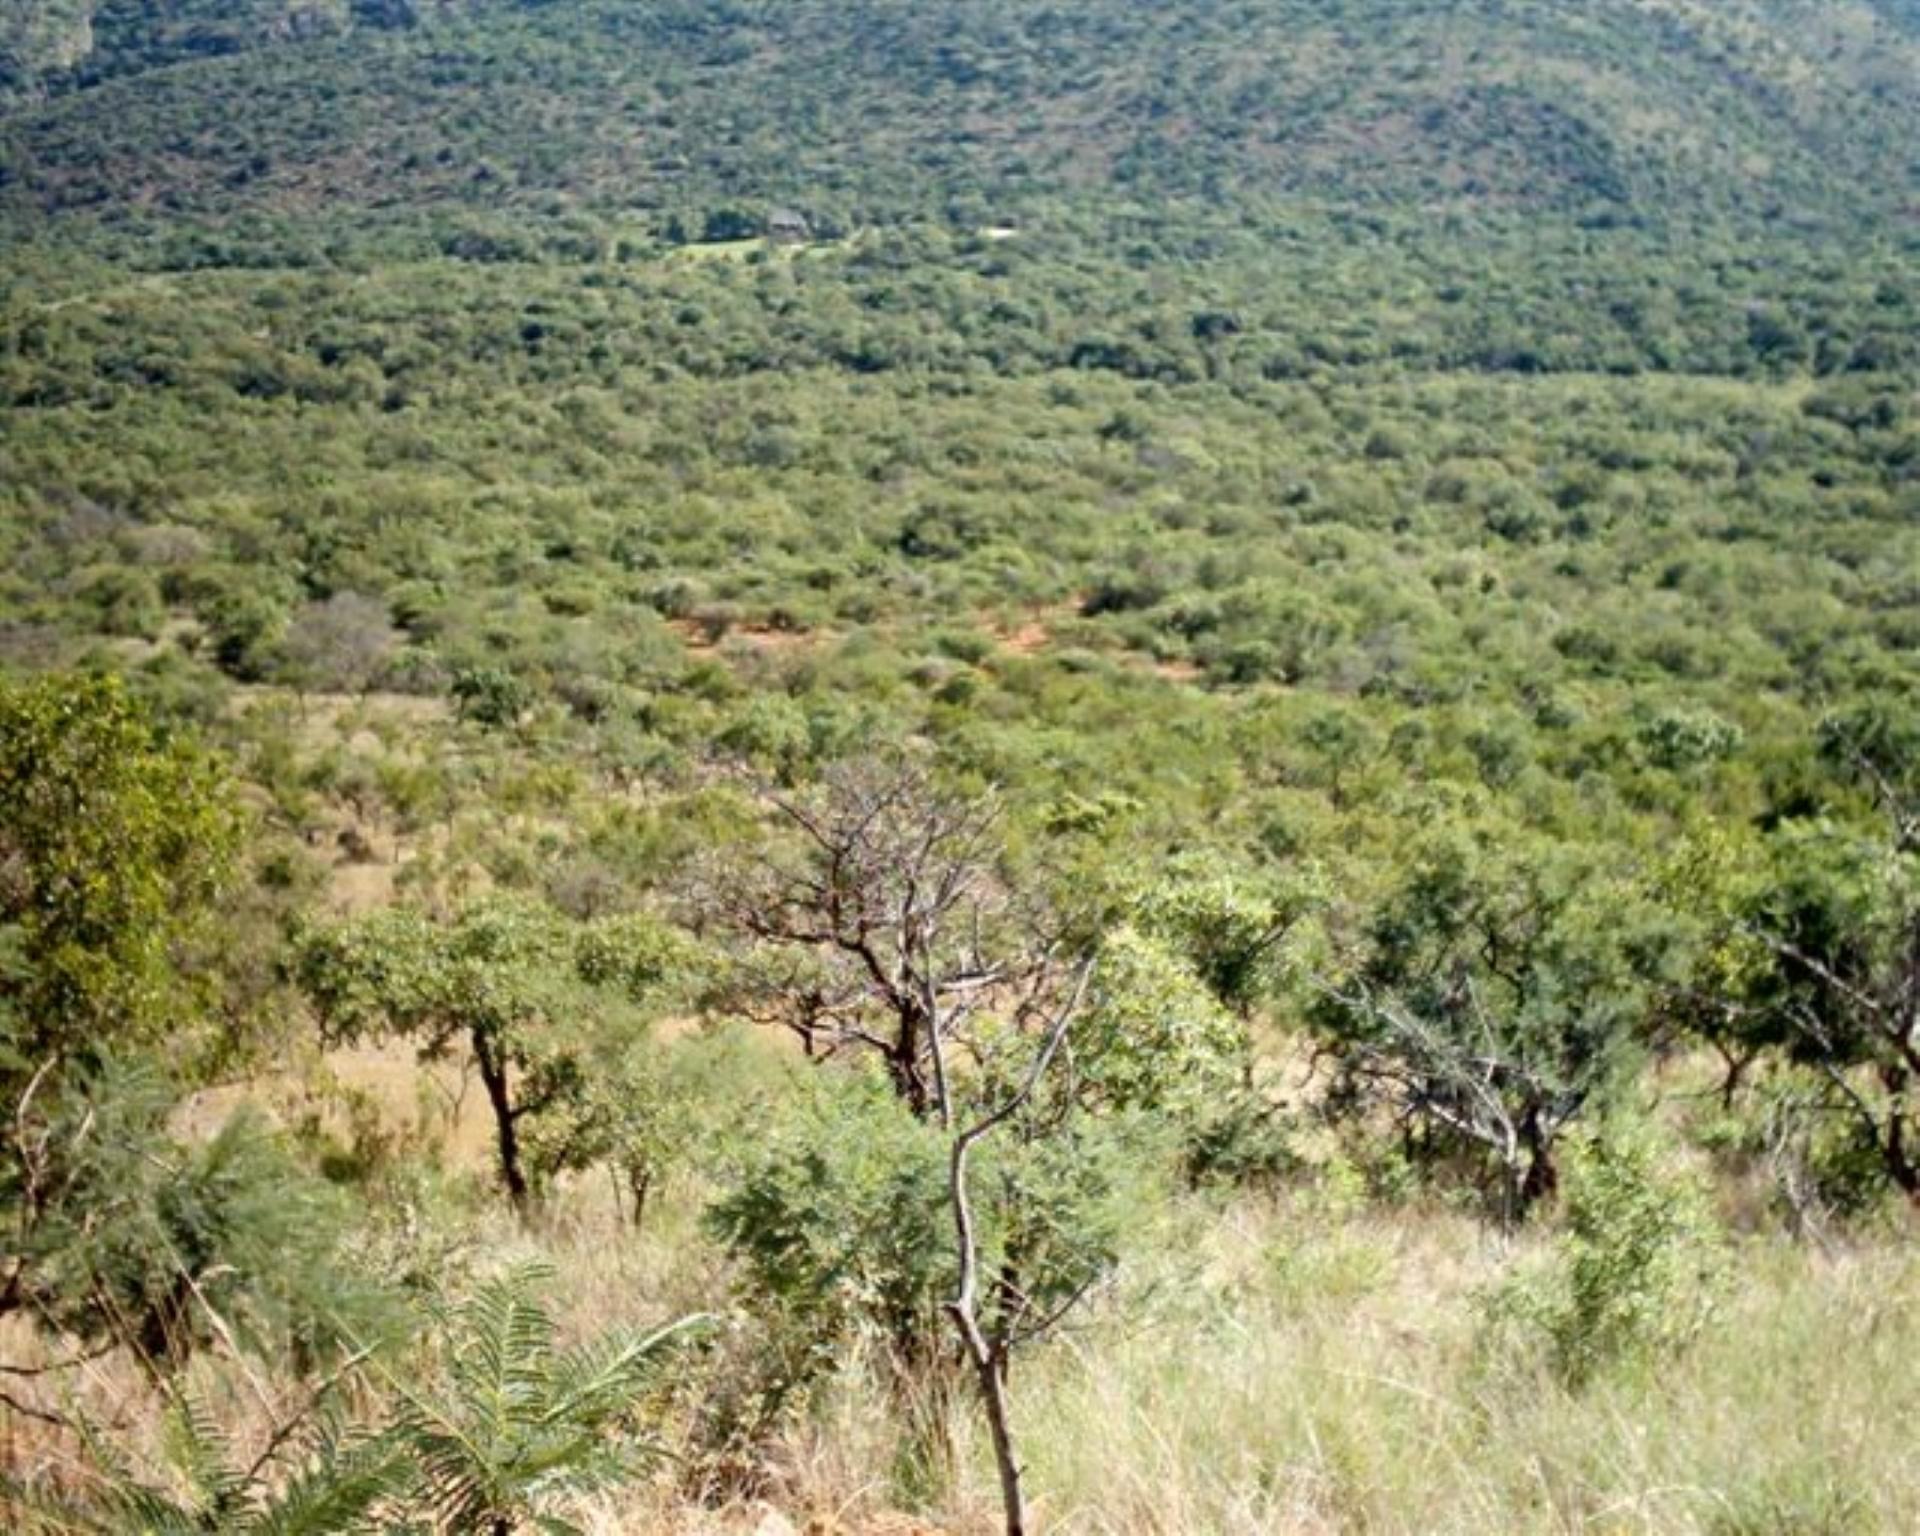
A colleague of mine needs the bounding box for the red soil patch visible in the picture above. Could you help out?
[1002,619,1052,655]
[669,619,823,656]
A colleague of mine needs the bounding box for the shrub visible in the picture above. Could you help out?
[1485,1121,1722,1385]
[451,664,531,727]
[707,1075,951,1369]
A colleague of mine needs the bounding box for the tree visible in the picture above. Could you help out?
[522,1027,743,1236]
[0,672,239,1067]
[698,758,1066,1121]
[0,675,270,1370]
[1314,832,1652,1220]
[940,963,1091,1536]
[1647,825,1783,1107]
[1744,823,1919,1206]
[1118,847,1315,1024]
[297,899,686,1211]
[1661,724,1920,1210]
[708,761,1238,1536]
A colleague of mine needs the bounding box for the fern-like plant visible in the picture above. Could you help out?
[382,1263,707,1535]
[6,1265,706,1536]
[5,1385,409,1535]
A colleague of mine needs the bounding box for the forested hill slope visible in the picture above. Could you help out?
[2,0,1917,253]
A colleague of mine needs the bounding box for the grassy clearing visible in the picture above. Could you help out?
[475,1183,1915,1534]
[11,1086,1911,1535]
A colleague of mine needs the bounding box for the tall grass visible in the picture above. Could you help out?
[11,1158,1910,1534]
[541,1185,1915,1534]
[1013,1204,1915,1534]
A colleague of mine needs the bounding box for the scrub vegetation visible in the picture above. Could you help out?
[0,2,1915,1531]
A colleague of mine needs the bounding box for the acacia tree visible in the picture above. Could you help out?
[697,758,1065,1122]
[297,899,685,1211]
[1743,825,1919,1206]
[706,760,1240,1536]
[1657,719,1920,1209]
[1314,833,1651,1220]
[1120,848,1311,1024]
[1649,823,1815,1109]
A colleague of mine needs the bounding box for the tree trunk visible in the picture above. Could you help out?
[1878,1069,1918,1208]
[976,1349,1027,1536]
[891,1015,932,1118]
[1518,1108,1557,1210]
[1884,1117,1918,1206]
[472,1034,530,1212]
[947,1119,1029,1536]
[948,1310,1026,1536]
[1714,1042,1756,1110]
[628,1162,653,1235]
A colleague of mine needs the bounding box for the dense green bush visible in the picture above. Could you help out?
[1485,1121,1722,1385]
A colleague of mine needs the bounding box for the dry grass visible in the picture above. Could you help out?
[6,1176,1913,1533]
[517,1187,1917,1535]
[13,1022,1916,1536]
[1009,1205,1918,1534]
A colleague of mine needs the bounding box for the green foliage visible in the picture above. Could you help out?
[707,1074,951,1367]
[1072,925,1243,1116]
[1676,810,1920,1201]
[0,671,239,1067]
[7,0,1918,233]
[11,1064,387,1370]
[385,1262,705,1536]
[451,665,531,729]
[1181,1085,1306,1190]
[1118,848,1315,1019]
[1637,707,1744,773]
[6,1389,409,1535]
[1314,828,1660,1209]
[1486,1122,1722,1386]
[708,1066,1168,1376]
[0,0,1915,1514]
[521,1022,762,1227]
[11,1263,707,1535]
[297,897,690,1205]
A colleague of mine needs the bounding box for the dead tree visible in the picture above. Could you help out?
[704,760,1110,1536]
[699,758,1058,1121]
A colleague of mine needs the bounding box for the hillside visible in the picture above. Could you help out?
[1,3,1917,1534]
[4,0,1919,249]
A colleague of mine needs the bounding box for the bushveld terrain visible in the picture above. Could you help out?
[1,2,1917,1532]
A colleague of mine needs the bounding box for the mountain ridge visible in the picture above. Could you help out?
[3,0,1915,254]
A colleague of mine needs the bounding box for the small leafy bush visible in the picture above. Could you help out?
[707,1074,952,1368]
[1485,1121,1722,1385]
